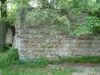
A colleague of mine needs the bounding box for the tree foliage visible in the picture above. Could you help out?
[0,0,7,49]
[1,0,100,37]
[25,0,100,36]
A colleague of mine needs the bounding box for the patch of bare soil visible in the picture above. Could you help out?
[59,62,100,68]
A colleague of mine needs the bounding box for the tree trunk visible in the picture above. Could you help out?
[0,22,7,49]
[0,0,7,50]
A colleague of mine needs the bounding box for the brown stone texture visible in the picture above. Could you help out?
[14,23,100,60]
[13,10,100,60]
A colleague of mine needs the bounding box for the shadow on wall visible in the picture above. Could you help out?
[6,26,15,47]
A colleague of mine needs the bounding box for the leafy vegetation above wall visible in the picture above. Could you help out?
[0,0,100,49]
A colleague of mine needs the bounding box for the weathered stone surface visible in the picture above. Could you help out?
[6,29,13,44]
[13,10,100,60]
[14,25,100,60]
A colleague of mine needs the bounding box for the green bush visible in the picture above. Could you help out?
[48,56,67,64]
[73,16,100,36]
[18,57,49,68]
[65,56,100,63]
[7,48,19,64]
[1,48,100,68]
[48,56,100,64]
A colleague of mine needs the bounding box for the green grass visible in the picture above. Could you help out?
[0,67,76,75]
[65,56,100,63]
[48,55,100,64]
[0,49,75,75]
[0,48,100,75]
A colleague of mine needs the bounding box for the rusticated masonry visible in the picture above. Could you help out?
[14,9,100,60]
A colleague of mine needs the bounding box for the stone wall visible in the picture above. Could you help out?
[6,29,13,44]
[14,24,100,60]
[14,9,100,60]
